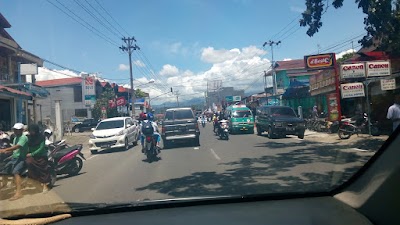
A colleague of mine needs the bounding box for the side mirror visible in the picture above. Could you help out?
[126,124,131,128]
[91,128,95,131]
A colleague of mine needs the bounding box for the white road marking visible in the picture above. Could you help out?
[194,147,199,150]
[351,148,369,152]
[210,148,221,160]
[87,155,98,160]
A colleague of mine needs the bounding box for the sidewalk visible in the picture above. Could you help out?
[304,129,389,151]
[0,180,70,218]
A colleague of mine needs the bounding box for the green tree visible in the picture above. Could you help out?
[337,52,355,63]
[135,88,147,98]
[92,88,119,120]
[300,0,400,55]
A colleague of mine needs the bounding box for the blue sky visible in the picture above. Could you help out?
[2,0,366,101]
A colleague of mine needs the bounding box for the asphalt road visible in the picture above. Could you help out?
[50,124,376,206]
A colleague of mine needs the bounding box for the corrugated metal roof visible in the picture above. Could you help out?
[36,77,82,87]
[0,85,31,97]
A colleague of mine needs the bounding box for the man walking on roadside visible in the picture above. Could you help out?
[387,95,400,132]
[0,123,29,201]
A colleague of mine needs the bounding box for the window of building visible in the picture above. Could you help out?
[75,109,87,117]
[74,86,82,102]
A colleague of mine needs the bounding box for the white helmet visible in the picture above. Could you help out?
[0,133,10,140]
[44,129,53,136]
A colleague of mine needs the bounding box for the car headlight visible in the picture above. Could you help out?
[89,134,96,139]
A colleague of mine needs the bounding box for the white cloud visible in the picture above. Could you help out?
[283,58,292,61]
[118,64,129,71]
[290,6,305,13]
[133,60,146,67]
[34,67,80,81]
[336,49,356,59]
[159,64,179,76]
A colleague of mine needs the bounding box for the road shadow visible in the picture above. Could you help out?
[93,147,127,155]
[350,138,385,151]
[56,172,87,181]
[141,156,162,163]
[135,146,371,198]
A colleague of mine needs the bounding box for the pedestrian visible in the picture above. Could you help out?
[387,95,400,132]
[25,124,51,193]
[0,123,29,201]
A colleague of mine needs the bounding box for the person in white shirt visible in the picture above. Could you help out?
[387,95,400,132]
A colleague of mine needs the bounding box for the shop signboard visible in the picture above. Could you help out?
[304,53,335,70]
[20,63,38,75]
[233,96,241,101]
[309,69,336,96]
[225,96,233,102]
[366,61,391,77]
[340,82,365,98]
[381,79,396,91]
[116,96,127,106]
[83,75,96,107]
[340,63,365,79]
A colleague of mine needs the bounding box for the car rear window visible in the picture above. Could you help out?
[165,110,194,120]
[96,120,124,130]
[232,110,252,118]
[270,107,297,117]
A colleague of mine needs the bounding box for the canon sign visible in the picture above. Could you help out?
[366,61,391,77]
[341,82,365,99]
[342,84,363,90]
[368,63,389,69]
[304,53,335,69]
[342,64,364,71]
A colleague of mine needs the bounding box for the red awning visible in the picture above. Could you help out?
[0,85,32,98]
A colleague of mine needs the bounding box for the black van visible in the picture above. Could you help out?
[255,106,306,139]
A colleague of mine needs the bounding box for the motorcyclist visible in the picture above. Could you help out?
[140,113,161,153]
[218,116,229,136]
[212,113,218,133]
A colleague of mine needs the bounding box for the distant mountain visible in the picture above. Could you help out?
[152,97,204,109]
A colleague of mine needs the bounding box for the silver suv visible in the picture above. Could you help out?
[161,108,200,148]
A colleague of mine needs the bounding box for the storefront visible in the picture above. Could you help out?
[0,85,31,131]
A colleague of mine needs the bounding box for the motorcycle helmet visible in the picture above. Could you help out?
[147,113,154,121]
[44,129,53,137]
[140,113,147,121]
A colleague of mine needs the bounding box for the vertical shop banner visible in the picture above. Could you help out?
[381,79,396,90]
[340,83,365,98]
[327,93,340,121]
[340,63,366,79]
[366,61,391,77]
[83,75,96,106]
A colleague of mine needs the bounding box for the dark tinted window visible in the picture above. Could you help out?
[73,86,82,102]
[75,109,87,117]
[270,107,296,117]
[165,110,194,120]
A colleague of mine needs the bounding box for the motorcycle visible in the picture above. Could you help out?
[201,119,206,128]
[141,121,159,161]
[337,113,380,139]
[218,120,230,140]
[48,144,85,176]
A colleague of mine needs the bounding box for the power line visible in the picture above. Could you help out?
[73,0,121,39]
[280,26,302,42]
[269,14,301,41]
[94,0,130,36]
[83,0,125,37]
[46,0,119,47]
[311,32,366,54]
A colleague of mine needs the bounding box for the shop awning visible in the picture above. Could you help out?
[0,85,32,99]
[282,80,310,99]
[3,83,50,98]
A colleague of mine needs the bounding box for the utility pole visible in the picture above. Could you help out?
[263,40,281,96]
[351,41,354,53]
[175,91,180,107]
[120,37,139,118]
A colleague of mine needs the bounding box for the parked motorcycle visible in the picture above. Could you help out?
[337,113,380,139]
[218,120,229,140]
[48,144,85,176]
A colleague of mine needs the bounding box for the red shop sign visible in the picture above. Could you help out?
[116,97,127,106]
[304,53,335,70]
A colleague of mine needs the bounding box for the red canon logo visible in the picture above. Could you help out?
[343,84,363,90]
[368,63,389,69]
[343,64,364,71]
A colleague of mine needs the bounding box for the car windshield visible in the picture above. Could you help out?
[1,0,398,219]
[232,110,252,118]
[271,108,297,117]
[96,120,124,130]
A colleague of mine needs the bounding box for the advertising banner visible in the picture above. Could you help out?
[340,63,365,79]
[327,93,340,121]
[84,95,96,106]
[381,79,396,90]
[340,82,365,98]
[83,75,96,106]
[116,97,127,106]
[304,53,335,70]
[108,99,117,108]
[366,61,391,77]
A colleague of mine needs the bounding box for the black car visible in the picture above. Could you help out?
[255,106,306,139]
[161,108,200,148]
[72,118,99,133]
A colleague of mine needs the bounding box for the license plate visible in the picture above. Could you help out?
[101,144,111,148]
[286,127,295,131]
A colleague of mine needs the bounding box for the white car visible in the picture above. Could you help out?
[88,117,139,154]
